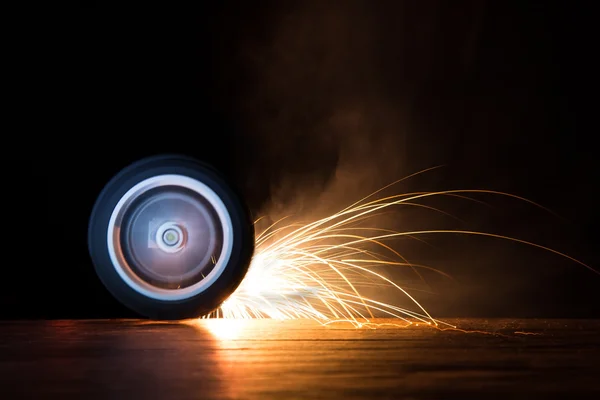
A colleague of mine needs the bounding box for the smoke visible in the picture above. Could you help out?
[227,0,418,221]
[220,0,478,311]
[223,0,486,219]
[211,1,597,317]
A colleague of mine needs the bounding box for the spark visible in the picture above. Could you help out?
[202,169,596,329]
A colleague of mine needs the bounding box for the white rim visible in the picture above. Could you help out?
[106,174,234,301]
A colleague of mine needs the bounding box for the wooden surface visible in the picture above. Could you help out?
[1,318,599,399]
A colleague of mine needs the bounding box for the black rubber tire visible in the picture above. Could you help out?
[88,154,254,320]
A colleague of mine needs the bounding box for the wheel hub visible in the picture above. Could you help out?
[115,182,225,291]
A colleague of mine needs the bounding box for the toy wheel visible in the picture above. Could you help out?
[88,154,254,320]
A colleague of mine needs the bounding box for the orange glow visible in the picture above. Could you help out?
[202,170,596,328]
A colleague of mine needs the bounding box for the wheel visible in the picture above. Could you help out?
[88,154,254,320]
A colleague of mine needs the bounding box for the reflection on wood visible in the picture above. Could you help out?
[1,319,599,399]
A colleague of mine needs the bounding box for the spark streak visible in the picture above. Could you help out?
[203,171,595,328]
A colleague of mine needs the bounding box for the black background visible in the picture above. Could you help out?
[3,1,598,319]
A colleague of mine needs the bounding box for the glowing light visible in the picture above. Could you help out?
[189,319,250,340]
[203,170,596,328]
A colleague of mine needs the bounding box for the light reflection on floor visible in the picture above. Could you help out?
[1,318,599,399]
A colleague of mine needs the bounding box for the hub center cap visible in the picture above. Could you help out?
[163,229,179,245]
[156,222,186,253]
